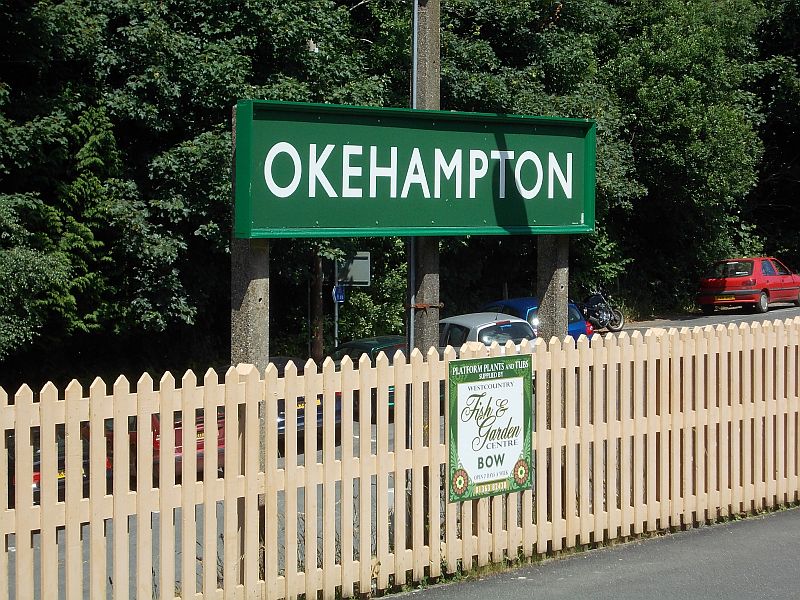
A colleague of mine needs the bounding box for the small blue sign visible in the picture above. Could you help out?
[333,285,345,303]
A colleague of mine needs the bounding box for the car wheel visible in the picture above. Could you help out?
[755,291,769,314]
[795,291,800,307]
[701,304,714,315]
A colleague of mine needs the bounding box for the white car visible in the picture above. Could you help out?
[438,312,536,349]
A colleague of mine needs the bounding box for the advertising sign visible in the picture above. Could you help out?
[235,100,596,238]
[448,355,532,502]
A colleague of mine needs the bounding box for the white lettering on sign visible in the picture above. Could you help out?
[369,146,397,197]
[549,151,572,199]
[309,143,337,198]
[264,141,302,197]
[435,149,462,198]
[263,143,573,201]
[342,145,362,198]
[490,150,514,199]
[401,148,431,198]
[514,151,543,199]
[469,149,488,199]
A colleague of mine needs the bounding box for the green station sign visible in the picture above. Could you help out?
[234,100,595,238]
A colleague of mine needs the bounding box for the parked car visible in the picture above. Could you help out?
[269,355,306,376]
[6,427,94,506]
[105,410,225,486]
[268,356,339,441]
[481,297,594,340]
[697,256,800,314]
[104,357,340,485]
[332,335,407,364]
[439,312,536,349]
[332,336,407,423]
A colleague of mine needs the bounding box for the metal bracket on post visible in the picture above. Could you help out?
[409,302,444,311]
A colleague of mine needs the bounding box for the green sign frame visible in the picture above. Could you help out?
[234,100,595,238]
[448,354,533,502]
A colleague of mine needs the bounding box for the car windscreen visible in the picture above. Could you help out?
[526,307,583,327]
[567,305,584,324]
[708,260,753,278]
[478,322,534,345]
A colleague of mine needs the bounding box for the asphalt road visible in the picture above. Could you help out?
[399,507,800,600]
[624,303,800,335]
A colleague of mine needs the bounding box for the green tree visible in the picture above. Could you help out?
[602,0,765,305]
[0,194,71,359]
[746,0,800,266]
[2,0,797,388]
[437,0,644,304]
[0,0,397,388]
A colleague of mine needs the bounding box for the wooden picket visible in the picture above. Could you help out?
[1,318,799,599]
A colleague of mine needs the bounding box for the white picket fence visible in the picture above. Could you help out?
[1,318,799,599]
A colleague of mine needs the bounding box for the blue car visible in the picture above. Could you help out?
[481,297,594,341]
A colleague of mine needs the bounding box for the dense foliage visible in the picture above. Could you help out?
[1,0,798,389]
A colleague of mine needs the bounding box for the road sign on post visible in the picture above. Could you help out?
[232,96,597,383]
[338,252,371,286]
[332,285,345,304]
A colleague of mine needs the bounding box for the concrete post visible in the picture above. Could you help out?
[536,235,569,342]
[409,0,441,453]
[412,236,440,353]
[409,0,441,358]
[230,104,270,373]
[414,0,440,111]
[230,238,270,372]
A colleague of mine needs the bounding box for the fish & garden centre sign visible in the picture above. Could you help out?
[234,100,595,238]
[448,355,532,502]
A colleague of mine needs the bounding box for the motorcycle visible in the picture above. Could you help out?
[575,289,625,332]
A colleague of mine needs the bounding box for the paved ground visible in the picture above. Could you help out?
[399,506,800,600]
[624,304,800,334]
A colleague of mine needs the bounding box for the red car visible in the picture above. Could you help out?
[697,256,800,314]
[106,410,226,487]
